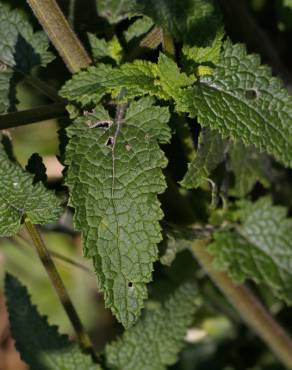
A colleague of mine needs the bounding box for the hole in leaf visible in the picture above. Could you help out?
[245,89,258,100]
[88,120,113,129]
[128,282,133,288]
[105,137,114,147]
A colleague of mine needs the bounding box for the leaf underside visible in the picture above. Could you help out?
[209,197,292,303]
[5,274,102,370]
[65,97,171,327]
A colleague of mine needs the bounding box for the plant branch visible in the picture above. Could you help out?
[26,0,92,73]
[24,216,97,359]
[0,102,67,130]
[191,239,292,369]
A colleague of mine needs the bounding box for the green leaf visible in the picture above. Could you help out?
[180,128,227,189]
[124,16,154,42]
[229,141,270,197]
[137,0,222,45]
[5,274,102,370]
[105,282,199,370]
[96,0,141,24]
[60,60,166,106]
[176,41,292,167]
[0,2,54,113]
[0,137,62,236]
[209,197,292,303]
[65,97,171,327]
[182,28,224,65]
[88,33,123,64]
[157,53,194,98]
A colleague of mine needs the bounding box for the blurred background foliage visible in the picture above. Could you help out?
[1,0,292,369]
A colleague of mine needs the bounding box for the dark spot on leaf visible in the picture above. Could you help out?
[128,282,133,288]
[245,89,258,100]
[106,137,114,147]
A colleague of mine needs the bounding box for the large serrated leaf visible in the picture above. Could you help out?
[60,60,166,106]
[65,97,171,327]
[0,139,62,236]
[5,274,102,370]
[0,2,54,113]
[209,197,292,303]
[105,282,199,370]
[176,41,292,167]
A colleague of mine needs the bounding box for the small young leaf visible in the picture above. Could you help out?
[157,53,194,98]
[181,128,227,189]
[124,16,154,42]
[105,282,199,370]
[0,2,54,113]
[182,27,224,69]
[176,41,292,167]
[209,197,292,303]
[65,97,171,327]
[5,274,102,370]
[88,33,123,64]
[96,0,141,24]
[0,138,62,236]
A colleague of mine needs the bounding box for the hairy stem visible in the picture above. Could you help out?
[0,102,67,130]
[26,0,92,73]
[24,216,97,359]
[191,239,292,369]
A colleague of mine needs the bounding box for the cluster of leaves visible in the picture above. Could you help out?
[1,0,292,369]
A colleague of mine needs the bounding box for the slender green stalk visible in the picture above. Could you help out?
[12,235,93,275]
[24,216,97,359]
[191,239,292,369]
[0,102,66,130]
[26,0,92,73]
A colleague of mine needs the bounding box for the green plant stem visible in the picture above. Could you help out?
[26,0,92,73]
[11,235,93,275]
[0,102,67,130]
[24,216,97,359]
[191,239,292,369]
